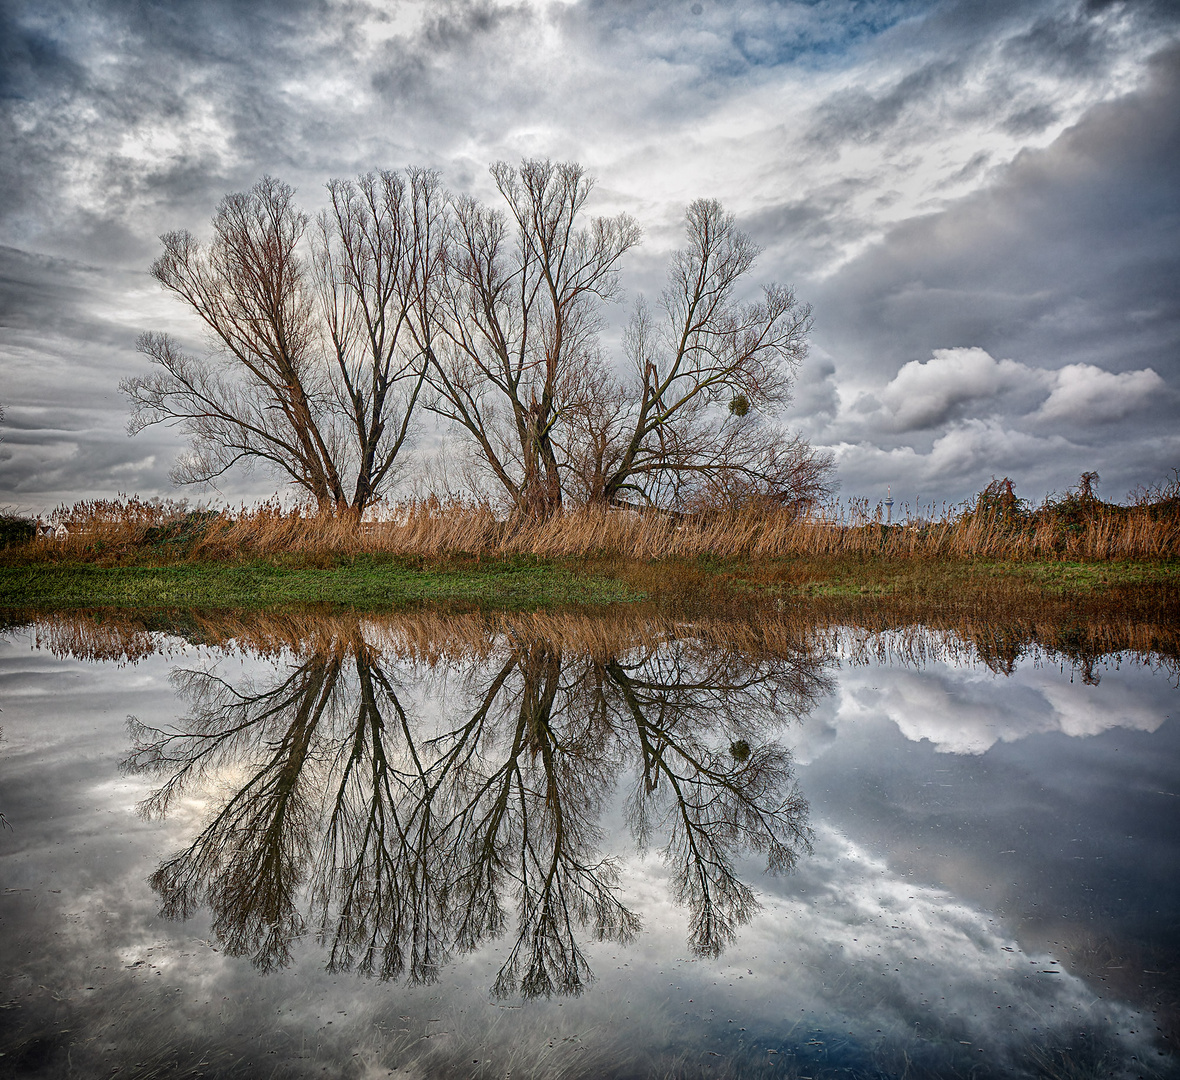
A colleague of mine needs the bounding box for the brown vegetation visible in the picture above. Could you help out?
[16,602,1180,675]
[9,470,1179,564]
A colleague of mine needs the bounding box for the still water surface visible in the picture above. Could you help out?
[1,611,1177,1078]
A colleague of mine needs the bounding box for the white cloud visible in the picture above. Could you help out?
[1036,361,1165,423]
[877,347,1042,430]
[855,347,1165,434]
[804,346,1172,502]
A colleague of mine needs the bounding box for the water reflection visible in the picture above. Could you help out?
[2,609,1180,1080]
[119,617,825,995]
[18,602,1180,677]
[3,608,1178,1078]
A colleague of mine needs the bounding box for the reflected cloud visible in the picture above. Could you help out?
[832,660,1169,755]
[743,824,1159,1073]
[3,608,1177,1076]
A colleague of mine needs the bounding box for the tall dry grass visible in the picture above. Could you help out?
[13,475,1180,563]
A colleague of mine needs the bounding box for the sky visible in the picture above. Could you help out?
[0,0,1178,514]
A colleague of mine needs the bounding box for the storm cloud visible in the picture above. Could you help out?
[0,0,1177,510]
[796,41,1180,502]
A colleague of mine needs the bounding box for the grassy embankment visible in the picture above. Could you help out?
[1,483,1177,611]
[0,556,640,609]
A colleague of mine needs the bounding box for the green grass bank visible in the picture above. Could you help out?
[0,556,642,610]
[1,553,1176,613]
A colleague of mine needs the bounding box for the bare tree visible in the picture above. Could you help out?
[124,164,829,517]
[566,200,828,511]
[314,168,444,510]
[122,173,439,514]
[427,173,829,515]
[425,160,641,517]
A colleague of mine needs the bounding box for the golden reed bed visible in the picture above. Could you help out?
[20,485,1180,563]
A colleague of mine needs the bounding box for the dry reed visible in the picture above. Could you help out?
[14,482,1180,564]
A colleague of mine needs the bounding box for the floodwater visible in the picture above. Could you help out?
[1,609,1177,1079]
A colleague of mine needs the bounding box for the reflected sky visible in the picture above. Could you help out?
[1,614,1176,1079]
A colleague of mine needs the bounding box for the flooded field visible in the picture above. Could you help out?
[1,610,1177,1078]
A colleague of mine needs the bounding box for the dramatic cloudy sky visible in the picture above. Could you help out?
[1,0,1178,513]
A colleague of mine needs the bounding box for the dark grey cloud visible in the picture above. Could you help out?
[740,176,885,281]
[832,57,1180,372]
[0,245,145,341]
[789,43,1180,502]
[561,0,929,77]
[0,245,194,508]
[1,0,1178,510]
[805,57,967,148]
[369,1,534,102]
[0,1,86,100]
[1000,102,1059,136]
[1000,7,1113,74]
[0,0,360,262]
[937,148,991,186]
[1086,0,1180,15]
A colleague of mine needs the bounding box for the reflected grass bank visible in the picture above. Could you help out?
[5,588,1179,678]
[11,601,1179,685]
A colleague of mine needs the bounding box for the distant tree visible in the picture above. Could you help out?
[123,172,442,514]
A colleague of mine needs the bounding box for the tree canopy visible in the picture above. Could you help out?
[125,161,832,516]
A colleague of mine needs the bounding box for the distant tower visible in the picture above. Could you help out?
[885,486,894,525]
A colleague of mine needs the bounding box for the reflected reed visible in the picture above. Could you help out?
[15,604,1180,675]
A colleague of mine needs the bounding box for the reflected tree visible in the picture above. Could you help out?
[601,643,817,956]
[124,623,824,994]
[127,649,349,970]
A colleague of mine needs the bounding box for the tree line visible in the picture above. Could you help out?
[122,160,832,518]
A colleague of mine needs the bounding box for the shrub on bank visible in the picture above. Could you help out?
[0,513,37,548]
